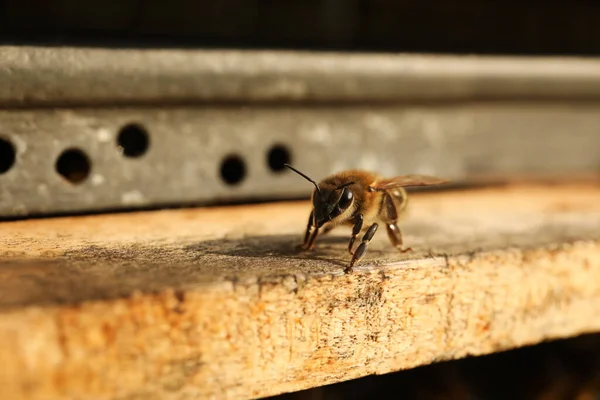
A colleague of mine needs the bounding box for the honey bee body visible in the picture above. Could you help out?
[315,170,407,232]
[286,164,448,273]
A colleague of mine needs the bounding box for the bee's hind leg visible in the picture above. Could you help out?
[386,222,413,253]
[382,191,413,254]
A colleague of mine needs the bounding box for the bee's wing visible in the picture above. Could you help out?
[371,175,449,191]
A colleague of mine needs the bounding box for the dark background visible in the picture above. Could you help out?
[2,0,600,55]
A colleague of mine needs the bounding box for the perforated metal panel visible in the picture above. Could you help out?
[2,48,600,218]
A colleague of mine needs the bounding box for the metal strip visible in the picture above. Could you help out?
[4,47,600,107]
[1,103,599,217]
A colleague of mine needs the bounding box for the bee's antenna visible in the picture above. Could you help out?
[284,164,321,195]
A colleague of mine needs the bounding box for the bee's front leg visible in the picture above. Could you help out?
[321,225,335,236]
[345,222,378,273]
[299,210,319,250]
[347,214,364,255]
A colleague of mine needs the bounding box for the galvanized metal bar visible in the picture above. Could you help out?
[1,103,600,217]
[4,47,600,107]
[2,47,600,218]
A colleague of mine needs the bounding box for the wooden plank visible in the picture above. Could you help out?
[1,183,600,400]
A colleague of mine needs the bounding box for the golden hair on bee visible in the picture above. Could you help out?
[285,164,449,273]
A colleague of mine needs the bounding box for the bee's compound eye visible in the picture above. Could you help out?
[338,187,353,209]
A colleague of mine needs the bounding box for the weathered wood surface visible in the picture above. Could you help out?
[1,183,600,400]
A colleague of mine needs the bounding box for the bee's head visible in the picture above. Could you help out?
[311,182,354,227]
[285,164,354,228]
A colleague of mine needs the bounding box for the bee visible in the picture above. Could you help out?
[285,164,449,273]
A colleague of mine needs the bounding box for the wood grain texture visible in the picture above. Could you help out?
[1,184,600,400]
